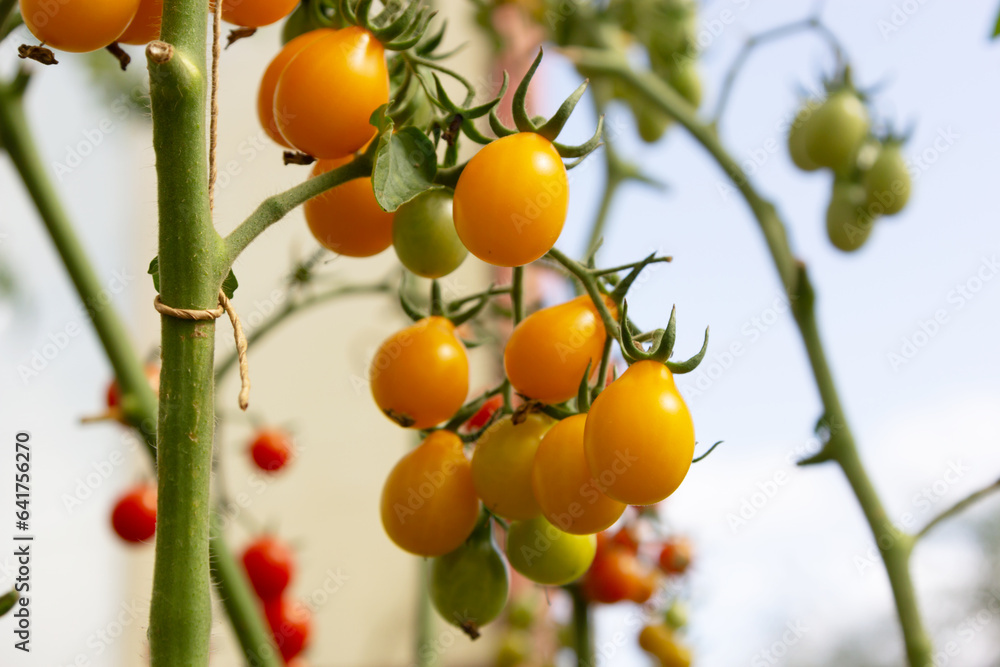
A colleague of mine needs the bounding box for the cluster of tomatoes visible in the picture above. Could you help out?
[786,78,912,252]
[241,535,311,664]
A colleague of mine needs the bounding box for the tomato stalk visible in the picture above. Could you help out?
[568,584,594,666]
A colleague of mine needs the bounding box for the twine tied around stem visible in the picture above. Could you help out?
[153,290,250,410]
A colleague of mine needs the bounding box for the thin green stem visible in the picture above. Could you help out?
[416,559,438,667]
[511,266,525,325]
[0,0,18,37]
[546,248,620,340]
[569,585,594,666]
[915,477,1000,542]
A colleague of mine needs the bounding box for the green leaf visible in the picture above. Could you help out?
[0,589,17,617]
[993,3,1000,38]
[371,111,438,212]
[148,257,160,293]
[221,270,239,299]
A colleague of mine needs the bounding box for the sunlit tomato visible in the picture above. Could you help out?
[111,484,157,543]
[505,515,596,586]
[249,428,294,473]
[826,180,875,252]
[221,0,298,27]
[392,189,468,279]
[380,431,479,556]
[584,361,695,505]
[303,156,394,257]
[532,415,625,535]
[453,133,568,267]
[504,295,614,405]
[370,317,469,429]
[464,394,504,432]
[264,598,311,662]
[20,0,140,52]
[471,413,554,520]
[116,0,162,44]
[864,143,911,216]
[583,546,656,604]
[803,89,869,172]
[638,624,692,667]
[274,27,389,159]
[658,537,692,575]
[106,363,160,411]
[258,29,333,147]
[242,536,294,600]
[787,105,821,172]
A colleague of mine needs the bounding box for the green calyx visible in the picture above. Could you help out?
[340,0,435,50]
[617,300,709,371]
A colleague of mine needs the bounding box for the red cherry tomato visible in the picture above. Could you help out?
[242,536,294,600]
[249,429,294,473]
[111,484,157,543]
[265,597,311,661]
[658,537,693,575]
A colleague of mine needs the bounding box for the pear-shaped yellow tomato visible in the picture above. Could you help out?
[504,295,614,405]
[453,132,568,267]
[505,515,596,586]
[370,317,469,429]
[532,415,625,535]
[380,431,479,556]
[258,29,333,147]
[471,413,554,520]
[274,27,389,159]
[20,0,140,52]
[638,624,692,667]
[584,361,694,505]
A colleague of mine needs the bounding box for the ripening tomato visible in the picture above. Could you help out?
[265,598,311,662]
[304,156,394,257]
[380,431,479,556]
[584,361,695,505]
[274,27,389,159]
[532,415,625,535]
[638,624,692,667]
[20,0,140,52]
[658,537,692,575]
[258,29,333,147]
[370,317,469,429]
[471,413,554,520]
[116,0,163,44]
[464,394,504,431]
[392,189,468,279]
[583,545,656,604]
[826,180,875,252]
[504,295,614,405]
[453,133,568,267]
[864,143,911,216]
[787,106,821,172]
[242,536,294,600]
[221,0,298,27]
[249,428,294,473]
[111,484,157,543]
[803,89,869,172]
[505,515,596,586]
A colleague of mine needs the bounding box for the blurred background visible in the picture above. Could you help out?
[1,0,999,665]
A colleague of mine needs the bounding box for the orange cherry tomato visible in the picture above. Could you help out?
[303,156,394,257]
[380,431,479,556]
[221,0,298,28]
[471,413,554,520]
[258,29,333,147]
[531,414,625,535]
[370,317,469,429]
[453,132,568,267]
[274,27,389,159]
[638,624,692,667]
[658,537,693,575]
[116,0,162,44]
[584,361,695,506]
[583,543,657,604]
[20,0,141,52]
[610,525,641,554]
[504,294,614,404]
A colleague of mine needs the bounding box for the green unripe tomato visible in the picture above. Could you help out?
[826,181,877,252]
[864,143,911,216]
[632,97,673,143]
[496,630,531,667]
[787,106,822,172]
[429,518,509,637]
[666,60,702,109]
[392,189,467,279]
[505,515,596,586]
[803,89,870,172]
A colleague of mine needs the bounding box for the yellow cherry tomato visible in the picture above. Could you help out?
[258,29,333,148]
[584,361,694,505]
[116,0,162,44]
[20,0,141,52]
[370,317,469,429]
[453,133,568,267]
[638,625,692,667]
[274,27,389,159]
[504,294,614,404]
[505,515,596,586]
[471,413,554,520]
[303,156,394,257]
[532,414,625,535]
[221,0,298,28]
[380,431,479,556]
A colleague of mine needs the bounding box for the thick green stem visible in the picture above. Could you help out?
[568,48,933,666]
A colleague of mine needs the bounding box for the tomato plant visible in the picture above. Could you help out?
[111,484,157,543]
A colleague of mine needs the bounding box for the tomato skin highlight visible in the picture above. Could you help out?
[453,133,568,267]
[264,598,311,662]
[504,295,614,405]
[471,413,554,521]
[584,361,695,505]
[20,0,141,52]
[505,515,596,586]
[111,484,157,543]
[242,536,294,600]
[258,29,334,148]
[221,0,298,27]
[116,0,163,44]
[532,414,626,535]
[380,431,480,556]
[304,156,394,258]
[370,317,469,429]
[392,189,468,279]
[274,27,389,159]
